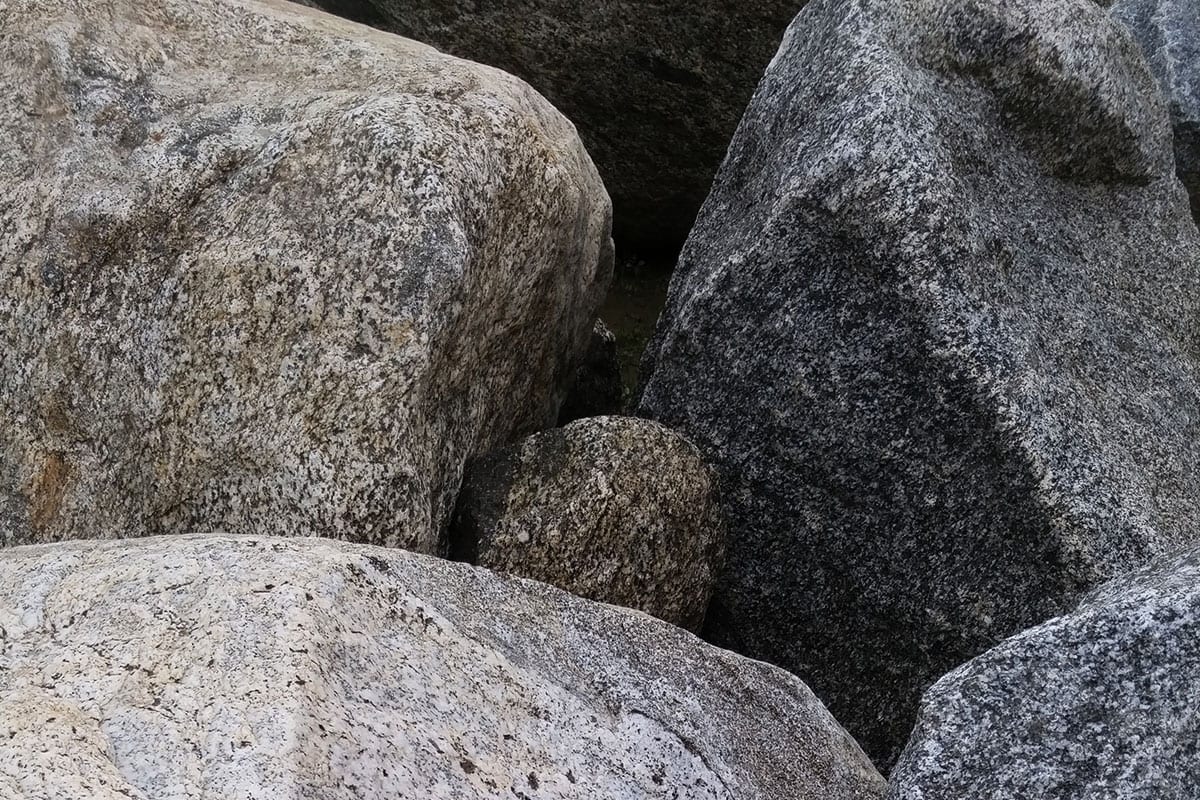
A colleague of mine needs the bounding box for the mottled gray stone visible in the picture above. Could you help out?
[451,416,724,630]
[1112,0,1200,219]
[302,0,805,254]
[889,543,1200,799]
[0,534,886,799]
[637,0,1200,769]
[558,320,623,424]
[0,0,612,552]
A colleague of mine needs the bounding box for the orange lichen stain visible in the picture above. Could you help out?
[28,452,70,533]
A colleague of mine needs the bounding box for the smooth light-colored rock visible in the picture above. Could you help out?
[0,0,612,551]
[889,543,1200,798]
[451,416,724,630]
[304,0,805,254]
[637,0,1200,768]
[1112,0,1200,219]
[557,320,623,424]
[0,534,886,799]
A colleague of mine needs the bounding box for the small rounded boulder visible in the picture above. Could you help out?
[451,416,725,630]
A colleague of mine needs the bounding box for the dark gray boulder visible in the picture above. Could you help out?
[889,543,1200,798]
[300,0,805,255]
[1112,0,1200,220]
[451,416,725,630]
[637,0,1200,769]
[558,320,623,424]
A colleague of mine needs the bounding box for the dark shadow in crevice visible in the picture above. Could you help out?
[598,248,676,406]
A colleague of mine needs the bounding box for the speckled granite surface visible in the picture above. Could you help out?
[637,0,1200,767]
[302,0,805,254]
[0,534,884,799]
[1113,0,1200,219]
[452,415,725,630]
[889,542,1200,798]
[0,0,612,551]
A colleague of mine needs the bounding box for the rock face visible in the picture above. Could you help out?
[557,320,623,424]
[0,534,885,799]
[889,544,1200,798]
[0,0,612,551]
[1112,0,1200,219]
[304,0,804,254]
[637,0,1200,768]
[451,416,724,630]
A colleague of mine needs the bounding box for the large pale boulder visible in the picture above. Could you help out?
[637,0,1200,768]
[303,0,805,254]
[889,543,1200,798]
[0,0,612,551]
[0,534,885,799]
[450,415,724,629]
[1112,0,1200,219]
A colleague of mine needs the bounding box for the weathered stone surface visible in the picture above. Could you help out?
[451,416,724,630]
[0,0,612,551]
[637,0,1200,768]
[889,543,1200,798]
[558,320,623,424]
[303,0,804,255]
[0,534,885,799]
[1112,0,1200,219]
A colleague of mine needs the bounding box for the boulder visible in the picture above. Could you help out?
[0,534,886,799]
[636,0,1200,768]
[0,0,612,551]
[302,0,805,255]
[450,416,724,630]
[1112,0,1200,219]
[889,543,1200,798]
[557,320,623,424]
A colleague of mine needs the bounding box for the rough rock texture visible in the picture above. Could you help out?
[304,0,805,255]
[0,0,612,551]
[450,416,724,630]
[637,0,1200,768]
[889,543,1200,798]
[1112,0,1200,219]
[0,534,885,799]
[557,320,623,424]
